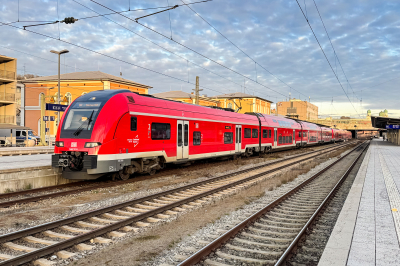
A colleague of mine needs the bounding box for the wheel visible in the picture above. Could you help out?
[149,169,156,175]
[118,169,130,180]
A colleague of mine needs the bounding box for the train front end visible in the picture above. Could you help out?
[52,90,130,179]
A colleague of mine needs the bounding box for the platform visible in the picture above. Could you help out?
[319,139,400,266]
[0,146,53,156]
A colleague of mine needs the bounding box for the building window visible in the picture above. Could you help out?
[252,129,258,138]
[224,132,233,144]
[151,123,171,140]
[193,131,201,145]
[228,103,233,109]
[263,129,268,138]
[244,128,251,138]
[130,117,137,131]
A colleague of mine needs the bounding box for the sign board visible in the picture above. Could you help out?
[46,103,67,112]
[43,116,55,121]
[386,125,400,129]
[50,96,55,103]
[62,96,69,103]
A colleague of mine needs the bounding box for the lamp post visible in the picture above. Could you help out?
[50,49,69,126]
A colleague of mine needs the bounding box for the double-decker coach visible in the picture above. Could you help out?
[52,90,351,180]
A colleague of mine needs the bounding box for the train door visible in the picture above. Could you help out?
[292,130,295,145]
[177,120,189,160]
[235,125,242,152]
[274,128,277,147]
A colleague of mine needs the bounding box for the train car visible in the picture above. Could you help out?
[52,90,351,180]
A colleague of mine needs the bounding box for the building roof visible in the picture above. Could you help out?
[0,124,31,130]
[371,116,400,129]
[21,71,152,89]
[212,92,273,103]
[152,90,195,99]
[152,90,218,102]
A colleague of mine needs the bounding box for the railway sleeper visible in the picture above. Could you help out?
[224,243,282,258]
[248,227,298,238]
[215,250,275,265]
[253,222,300,232]
[233,237,287,250]
[241,232,293,244]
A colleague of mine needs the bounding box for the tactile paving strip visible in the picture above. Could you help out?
[378,152,400,243]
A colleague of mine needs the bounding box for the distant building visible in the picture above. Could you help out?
[212,92,272,115]
[379,109,389,117]
[276,98,318,120]
[22,71,152,137]
[0,55,17,124]
[152,90,218,107]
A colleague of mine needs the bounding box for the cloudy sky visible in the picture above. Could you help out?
[1,0,399,118]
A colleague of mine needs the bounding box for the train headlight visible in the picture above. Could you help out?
[55,141,64,147]
[84,142,101,148]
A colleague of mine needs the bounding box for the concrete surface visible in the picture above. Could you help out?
[319,139,400,266]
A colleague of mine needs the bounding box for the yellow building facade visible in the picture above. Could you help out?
[0,55,17,124]
[152,91,218,107]
[22,71,152,138]
[276,98,318,120]
[213,92,272,115]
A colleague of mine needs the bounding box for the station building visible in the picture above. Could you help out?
[212,92,272,115]
[371,116,400,145]
[21,71,152,137]
[0,55,18,125]
[152,91,273,115]
[276,98,318,120]
[152,90,218,107]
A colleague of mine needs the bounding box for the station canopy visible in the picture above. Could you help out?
[371,116,400,129]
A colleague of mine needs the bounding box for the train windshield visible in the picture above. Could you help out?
[63,102,101,131]
[61,101,102,139]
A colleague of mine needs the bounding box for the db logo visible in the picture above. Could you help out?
[71,142,77,147]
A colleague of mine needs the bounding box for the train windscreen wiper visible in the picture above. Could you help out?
[73,110,94,136]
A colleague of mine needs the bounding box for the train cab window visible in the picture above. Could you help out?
[224,132,233,144]
[252,129,258,138]
[193,131,201,146]
[151,123,171,140]
[130,117,137,131]
[263,129,268,138]
[244,128,251,138]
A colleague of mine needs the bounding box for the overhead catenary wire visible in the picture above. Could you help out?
[311,0,359,101]
[180,0,309,100]
[89,0,287,99]
[294,0,361,117]
[0,21,237,97]
[72,0,269,97]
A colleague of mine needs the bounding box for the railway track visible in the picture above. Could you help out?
[0,142,353,208]
[0,142,358,265]
[177,141,369,266]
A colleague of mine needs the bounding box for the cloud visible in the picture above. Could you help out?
[1,0,399,117]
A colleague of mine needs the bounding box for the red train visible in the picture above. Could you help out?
[52,90,351,180]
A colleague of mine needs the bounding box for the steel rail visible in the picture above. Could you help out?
[0,142,351,208]
[274,141,369,265]
[177,141,368,266]
[0,142,357,265]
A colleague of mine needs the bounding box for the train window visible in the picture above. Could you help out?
[178,124,182,146]
[252,129,258,138]
[130,117,137,131]
[244,128,251,138]
[286,136,289,143]
[184,124,189,146]
[298,131,301,138]
[193,131,201,146]
[239,129,242,143]
[289,136,292,143]
[151,123,171,140]
[224,132,233,144]
[278,136,282,144]
[269,130,272,138]
[262,129,268,138]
